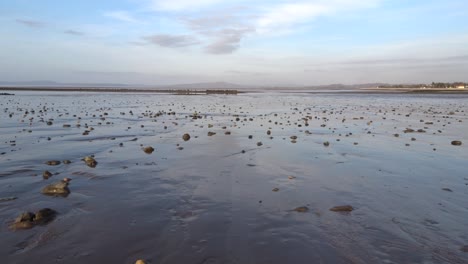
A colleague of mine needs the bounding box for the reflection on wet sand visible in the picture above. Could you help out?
[0,91,467,264]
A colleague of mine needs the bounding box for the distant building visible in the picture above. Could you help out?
[455,85,465,89]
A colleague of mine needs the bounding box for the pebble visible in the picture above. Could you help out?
[143,146,155,154]
[330,205,354,212]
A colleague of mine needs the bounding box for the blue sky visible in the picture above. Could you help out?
[1,0,467,85]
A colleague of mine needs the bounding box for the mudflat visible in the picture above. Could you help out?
[1,91,467,264]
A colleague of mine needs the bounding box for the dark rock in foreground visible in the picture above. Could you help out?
[10,208,57,230]
[182,133,191,141]
[451,140,462,146]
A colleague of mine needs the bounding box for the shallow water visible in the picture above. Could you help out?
[1,91,467,264]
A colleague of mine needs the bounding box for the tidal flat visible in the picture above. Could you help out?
[0,91,467,264]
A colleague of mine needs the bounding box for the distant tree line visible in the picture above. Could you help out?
[378,82,466,89]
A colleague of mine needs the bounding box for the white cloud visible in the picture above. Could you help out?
[256,0,381,34]
[104,11,138,23]
[149,0,226,11]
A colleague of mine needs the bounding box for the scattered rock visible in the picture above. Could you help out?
[63,160,72,164]
[41,180,70,196]
[10,208,57,230]
[83,156,98,168]
[182,133,191,141]
[143,146,155,154]
[442,188,453,192]
[451,140,462,146]
[42,170,53,179]
[323,141,330,147]
[257,142,263,146]
[207,132,216,136]
[330,205,354,212]
[272,188,279,192]
[288,176,296,180]
[45,160,61,166]
[293,206,309,213]
[0,197,17,202]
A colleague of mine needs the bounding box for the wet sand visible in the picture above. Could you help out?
[1,91,467,264]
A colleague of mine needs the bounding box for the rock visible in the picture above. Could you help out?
[290,136,297,140]
[267,130,271,135]
[225,131,231,135]
[143,146,155,154]
[403,128,414,133]
[442,188,453,192]
[330,205,354,212]
[272,188,279,192]
[34,208,57,224]
[451,140,462,146]
[0,197,17,202]
[45,160,61,166]
[83,156,97,168]
[41,180,70,196]
[288,176,296,180]
[135,260,147,264]
[207,132,216,136]
[10,209,57,230]
[182,133,191,141]
[43,170,53,179]
[248,135,253,139]
[257,142,263,146]
[11,212,35,230]
[293,206,309,213]
[63,160,72,164]
[323,141,330,147]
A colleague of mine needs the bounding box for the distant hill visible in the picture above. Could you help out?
[0,80,388,90]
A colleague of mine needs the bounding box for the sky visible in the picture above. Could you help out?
[1,0,468,86]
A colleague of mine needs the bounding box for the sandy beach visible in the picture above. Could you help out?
[1,90,467,264]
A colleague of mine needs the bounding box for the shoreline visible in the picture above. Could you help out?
[1,86,468,94]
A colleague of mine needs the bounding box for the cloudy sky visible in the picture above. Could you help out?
[1,0,468,86]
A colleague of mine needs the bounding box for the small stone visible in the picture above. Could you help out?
[41,180,70,196]
[288,176,296,180]
[63,160,71,164]
[272,188,279,192]
[45,160,61,166]
[143,146,154,154]
[42,171,53,179]
[83,156,97,168]
[451,140,462,146]
[330,205,354,212]
[293,206,309,213]
[442,188,453,192]
[323,141,330,147]
[207,132,216,136]
[182,133,191,141]
[257,142,263,146]
[248,135,253,139]
[225,131,231,135]
[135,260,146,264]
